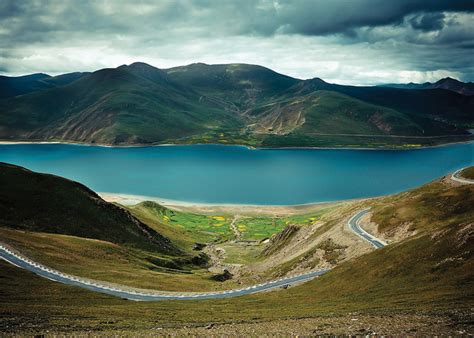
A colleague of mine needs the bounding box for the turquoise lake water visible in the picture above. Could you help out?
[0,143,472,205]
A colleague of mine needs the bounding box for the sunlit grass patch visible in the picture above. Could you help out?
[237,224,247,232]
[210,216,226,221]
[129,202,233,242]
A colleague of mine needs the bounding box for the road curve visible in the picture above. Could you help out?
[0,209,388,301]
[0,242,329,301]
[451,167,474,185]
[348,209,387,248]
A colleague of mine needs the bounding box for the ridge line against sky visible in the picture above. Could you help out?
[1,0,474,85]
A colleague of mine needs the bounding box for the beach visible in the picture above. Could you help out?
[99,192,349,216]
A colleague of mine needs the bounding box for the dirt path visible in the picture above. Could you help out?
[230,215,243,239]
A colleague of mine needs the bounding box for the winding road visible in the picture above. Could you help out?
[0,243,329,301]
[0,209,385,301]
[451,167,474,185]
[347,209,387,248]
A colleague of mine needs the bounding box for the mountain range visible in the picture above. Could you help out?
[0,62,473,147]
[379,77,474,96]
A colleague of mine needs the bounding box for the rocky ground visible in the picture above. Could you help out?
[156,312,473,336]
[20,311,472,336]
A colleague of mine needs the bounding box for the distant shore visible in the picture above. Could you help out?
[99,192,352,216]
[1,137,474,151]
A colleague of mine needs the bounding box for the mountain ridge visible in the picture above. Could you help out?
[0,62,473,148]
[378,77,474,96]
[0,162,181,254]
[0,72,90,98]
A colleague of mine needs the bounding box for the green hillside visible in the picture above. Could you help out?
[0,72,88,98]
[280,78,474,130]
[248,90,422,136]
[0,62,473,147]
[0,162,179,254]
[460,167,474,179]
[165,63,299,110]
[0,63,242,145]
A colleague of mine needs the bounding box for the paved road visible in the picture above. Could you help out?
[348,209,387,248]
[451,167,474,185]
[0,242,329,301]
[0,209,387,301]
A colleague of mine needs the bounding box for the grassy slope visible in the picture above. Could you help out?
[128,201,234,245]
[336,86,474,126]
[169,64,474,147]
[0,164,337,293]
[1,173,472,333]
[130,201,326,243]
[249,90,423,136]
[128,202,210,250]
[252,78,474,148]
[0,195,329,292]
[0,73,51,98]
[0,72,88,98]
[371,179,474,235]
[165,63,299,109]
[285,78,474,128]
[0,162,178,254]
[1,63,472,148]
[0,63,242,144]
[0,208,471,331]
[0,227,233,292]
[461,167,474,180]
[0,163,245,291]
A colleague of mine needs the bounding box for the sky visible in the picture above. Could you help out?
[1,0,474,85]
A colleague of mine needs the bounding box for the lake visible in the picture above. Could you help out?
[0,143,472,205]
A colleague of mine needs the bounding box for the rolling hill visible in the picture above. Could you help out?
[281,78,474,127]
[165,63,299,110]
[0,162,179,254]
[0,72,89,98]
[0,62,473,147]
[0,63,242,144]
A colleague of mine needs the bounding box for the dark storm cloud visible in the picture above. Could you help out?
[264,0,473,36]
[409,12,446,31]
[0,0,473,83]
[2,0,474,42]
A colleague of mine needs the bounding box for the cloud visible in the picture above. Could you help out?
[409,12,445,31]
[271,0,473,36]
[0,0,473,84]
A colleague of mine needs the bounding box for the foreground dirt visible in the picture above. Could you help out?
[10,312,472,336]
[150,312,474,336]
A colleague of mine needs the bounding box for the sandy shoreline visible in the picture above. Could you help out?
[99,192,353,215]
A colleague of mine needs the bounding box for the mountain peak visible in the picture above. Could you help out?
[308,77,327,84]
[128,61,159,70]
[118,62,171,85]
[430,77,474,95]
[437,77,460,84]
